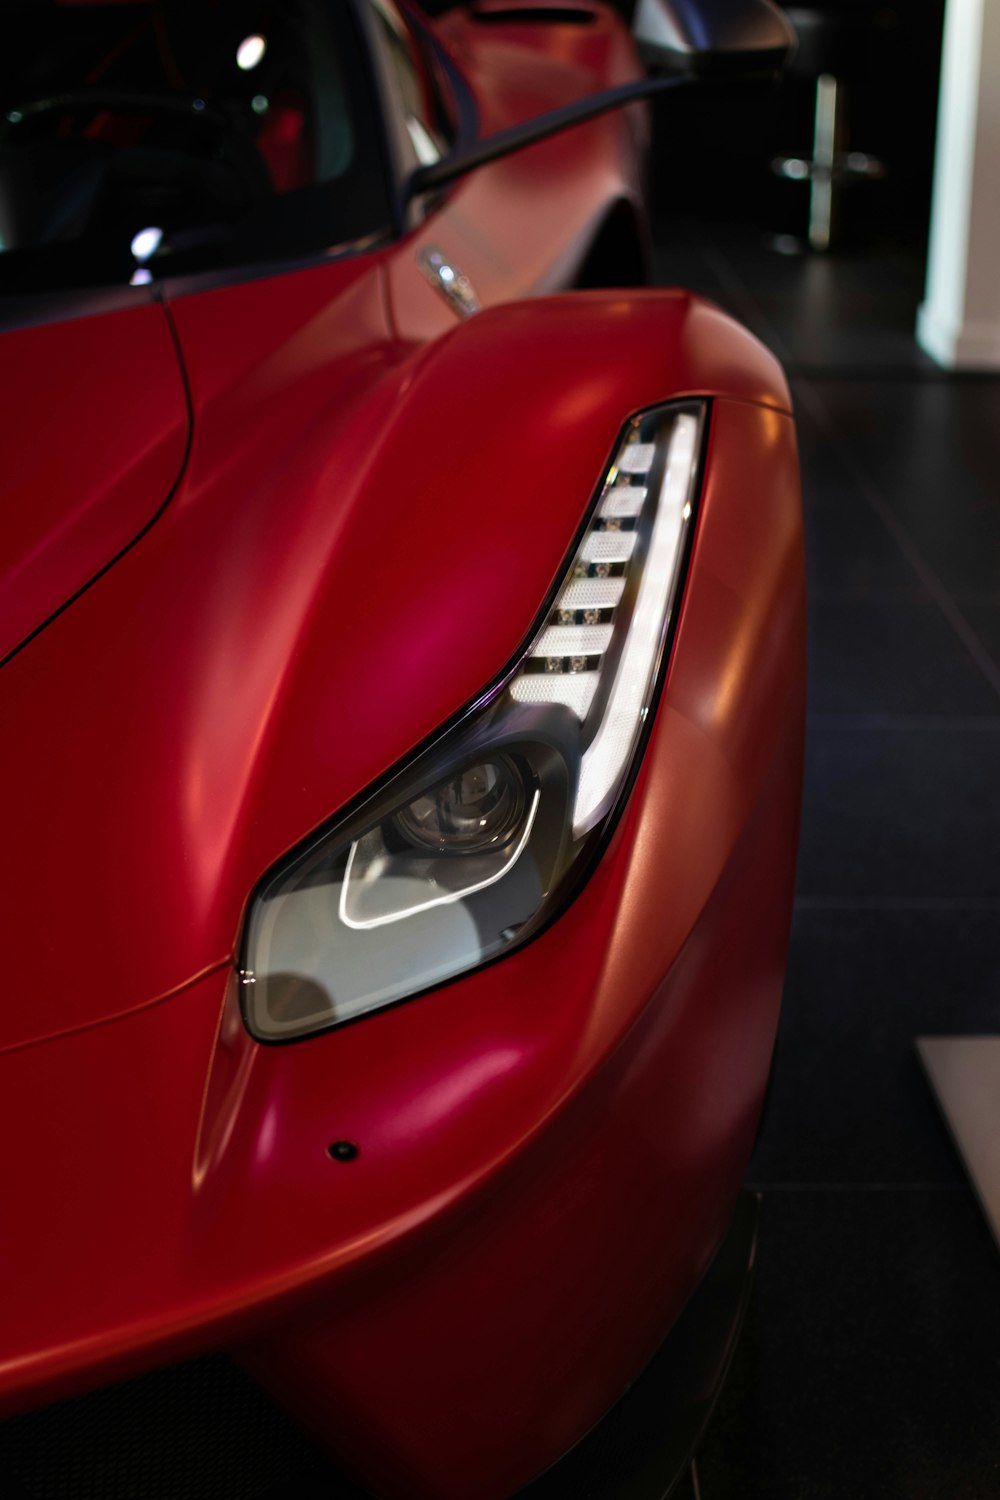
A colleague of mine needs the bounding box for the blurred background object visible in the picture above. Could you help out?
[771,5,890,253]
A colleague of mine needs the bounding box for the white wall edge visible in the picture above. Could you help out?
[916,302,1000,370]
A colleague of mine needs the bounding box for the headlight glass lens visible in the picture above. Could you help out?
[241,402,705,1040]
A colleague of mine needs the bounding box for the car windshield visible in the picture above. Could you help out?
[0,0,391,293]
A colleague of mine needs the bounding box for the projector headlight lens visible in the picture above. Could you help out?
[393,757,527,854]
[241,402,705,1040]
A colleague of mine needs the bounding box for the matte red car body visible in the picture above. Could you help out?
[0,303,189,664]
[0,5,805,1498]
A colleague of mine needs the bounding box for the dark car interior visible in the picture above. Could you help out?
[0,0,392,291]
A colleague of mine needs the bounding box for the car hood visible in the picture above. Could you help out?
[0,280,789,1054]
[0,299,189,664]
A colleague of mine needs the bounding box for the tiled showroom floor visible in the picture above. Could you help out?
[4,225,999,1500]
[660,222,1000,1500]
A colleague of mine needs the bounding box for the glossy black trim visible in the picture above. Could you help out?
[407,74,690,199]
[157,232,389,302]
[472,6,599,24]
[346,0,411,239]
[408,7,480,147]
[3,89,231,130]
[0,282,157,334]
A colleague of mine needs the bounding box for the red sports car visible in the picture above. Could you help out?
[0,1,803,1496]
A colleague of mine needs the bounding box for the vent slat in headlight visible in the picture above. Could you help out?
[573,410,699,831]
[556,577,626,611]
[509,671,600,717]
[618,443,656,474]
[599,485,647,519]
[581,530,638,565]
[532,624,614,658]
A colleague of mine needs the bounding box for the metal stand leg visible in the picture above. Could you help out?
[809,73,840,250]
[772,75,885,252]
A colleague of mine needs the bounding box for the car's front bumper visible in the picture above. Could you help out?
[1,1193,759,1500]
[517,1188,760,1500]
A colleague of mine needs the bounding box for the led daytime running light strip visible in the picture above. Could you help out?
[574,413,698,830]
[510,409,700,833]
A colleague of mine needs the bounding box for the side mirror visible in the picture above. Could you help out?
[633,0,797,77]
[406,0,796,204]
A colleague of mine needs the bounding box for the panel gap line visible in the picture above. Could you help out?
[794,896,1000,911]
[806,713,1000,731]
[745,1182,969,1193]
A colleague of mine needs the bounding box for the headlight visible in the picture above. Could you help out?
[240,402,705,1041]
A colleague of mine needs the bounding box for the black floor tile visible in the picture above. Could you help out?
[750,909,1000,1185]
[0,1358,359,1500]
[802,534,927,603]
[695,1190,1000,1500]
[656,226,935,375]
[802,380,1000,602]
[806,597,1000,715]
[732,250,931,373]
[797,454,927,601]
[961,602,1000,668]
[798,725,1000,900]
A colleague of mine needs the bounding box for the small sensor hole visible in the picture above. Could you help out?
[328,1139,360,1163]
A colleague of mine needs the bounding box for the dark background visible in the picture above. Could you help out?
[422,0,948,252]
